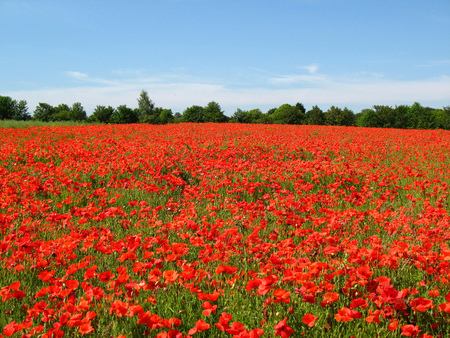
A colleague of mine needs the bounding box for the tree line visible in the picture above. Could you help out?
[1,91,449,129]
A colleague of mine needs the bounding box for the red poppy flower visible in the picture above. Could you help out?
[274,317,294,338]
[302,314,318,327]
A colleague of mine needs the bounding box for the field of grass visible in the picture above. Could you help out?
[1,123,450,337]
[0,120,100,129]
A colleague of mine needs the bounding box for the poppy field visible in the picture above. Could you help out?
[1,123,450,337]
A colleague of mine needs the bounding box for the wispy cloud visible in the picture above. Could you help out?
[6,70,450,115]
[66,71,88,79]
[268,74,328,85]
[416,59,450,67]
[299,63,319,74]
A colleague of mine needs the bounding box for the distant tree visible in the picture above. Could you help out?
[56,103,71,112]
[89,105,115,123]
[203,101,228,122]
[110,105,138,124]
[434,106,450,130]
[0,96,16,119]
[271,103,304,124]
[255,114,273,124]
[305,105,325,125]
[34,103,56,122]
[174,112,182,119]
[229,108,263,124]
[393,105,410,129]
[182,105,205,123]
[137,90,155,122]
[357,108,379,127]
[373,105,395,128]
[13,100,31,120]
[295,102,306,115]
[230,108,249,123]
[53,110,72,121]
[157,108,174,124]
[247,109,263,123]
[325,106,354,126]
[266,107,277,115]
[70,102,87,121]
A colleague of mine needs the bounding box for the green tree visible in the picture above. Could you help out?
[247,109,263,123]
[110,105,138,124]
[70,102,87,121]
[181,105,205,123]
[434,106,450,130]
[157,108,174,124]
[295,102,306,115]
[203,101,228,122]
[0,96,16,120]
[305,105,325,125]
[13,100,31,120]
[230,108,249,123]
[34,103,56,122]
[89,105,115,123]
[373,105,395,128]
[357,108,379,127]
[271,103,304,124]
[391,105,410,129]
[137,90,155,122]
[325,106,354,126]
[53,110,72,121]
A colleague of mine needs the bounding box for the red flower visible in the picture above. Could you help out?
[38,270,55,282]
[302,314,318,327]
[202,301,217,316]
[409,297,433,312]
[400,325,421,337]
[216,264,238,275]
[273,288,291,304]
[98,271,115,282]
[274,317,294,338]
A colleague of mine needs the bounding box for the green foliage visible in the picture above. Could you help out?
[230,108,249,123]
[0,96,16,119]
[357,103,448,130]
[0,96,31,120]
[230,108,263,124]
[110,105,139,124]
[325,106,355,126]
[157,108,175,124]
[266,107,277,115]
[89,105,115,123]
[271,103,305,125]
[33,103,56,122]
[52,110,72,121]
[182,105,205,123]
[305,105,325,125]
[13,100,31,120]
[295,102,306,114]
[70,102,87,121]
[434,106,450,130]
[137,90,156,122]
[203,101,229,122]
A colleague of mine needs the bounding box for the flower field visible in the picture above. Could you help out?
[1,123,450,337]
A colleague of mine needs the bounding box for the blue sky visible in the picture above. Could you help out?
[1,0,449,116]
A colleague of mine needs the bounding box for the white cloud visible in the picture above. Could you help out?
[66,71,88,79]
[268,74,328,85]
[299,63,319,74]
[417,59,450,67]
[5,71,450,115]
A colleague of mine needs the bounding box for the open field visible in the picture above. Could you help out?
[1,123,450,337]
